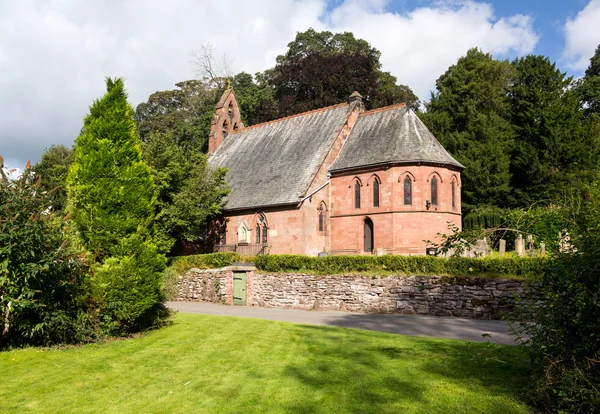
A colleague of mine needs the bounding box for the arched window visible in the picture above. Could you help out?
[262,223,268,244]
[355,181,361,209]
[373,179,380,208]
[431,176,438,206]
[318,203,326,232]
[256,214,267,245]
[404,176,412,205]
[228,102,234,122]
[222,120,229,139]
[218,220,227,246]
[451,179,456,209]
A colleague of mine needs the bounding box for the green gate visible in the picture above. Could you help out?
[233,271,247,305]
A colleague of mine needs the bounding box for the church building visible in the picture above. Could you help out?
[208,89,463,256]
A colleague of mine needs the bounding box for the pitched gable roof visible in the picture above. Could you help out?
[210,103,351,210]
[330,104,464,172]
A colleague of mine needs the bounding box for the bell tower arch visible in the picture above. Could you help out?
[208,88,244,155]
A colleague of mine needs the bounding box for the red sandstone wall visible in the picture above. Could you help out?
[220,104,361,256]
[329,165,461,255]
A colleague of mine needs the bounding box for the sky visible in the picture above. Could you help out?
[1,0,599,171]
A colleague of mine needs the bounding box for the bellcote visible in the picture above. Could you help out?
[208,89,244,155]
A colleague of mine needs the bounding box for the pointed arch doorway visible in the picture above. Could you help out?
[364,217,374,253]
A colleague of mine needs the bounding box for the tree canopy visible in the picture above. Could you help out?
[32,144,73,215]
[420,48,514,211]
[68,77,156,259]
[509,55,598,205]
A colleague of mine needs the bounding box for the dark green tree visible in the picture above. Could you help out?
[510,55,599,205]
[68,77,156,259]
[420,48,515,211]
[230,72,277,126]
[575,44,600,118]
[141,132,229,253]
[32,144,74,215]
[134,80,215,152]
[265,28,419,117]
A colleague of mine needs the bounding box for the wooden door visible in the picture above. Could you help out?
[364,218,374,253]
[233,271,246,305]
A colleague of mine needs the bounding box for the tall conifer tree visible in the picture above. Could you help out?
[420,48,514,211]
[68,78,156,259]
[510,55,598,205]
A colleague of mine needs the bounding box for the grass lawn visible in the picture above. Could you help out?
[0,313,531,413]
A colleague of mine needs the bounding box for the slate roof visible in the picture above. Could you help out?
[210,103,351,210]
[330,104,464,172]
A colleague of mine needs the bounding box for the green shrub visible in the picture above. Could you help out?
[169,252,239,274]
[510,181,600,412]
[92,235,168,334]
[253,254,549,280]
[0,161,90,347]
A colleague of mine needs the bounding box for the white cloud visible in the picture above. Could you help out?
[327,0,538,99]
[0,0,537,169]
[562,0,600,73]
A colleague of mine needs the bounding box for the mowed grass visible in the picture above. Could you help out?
[0,313,531,413]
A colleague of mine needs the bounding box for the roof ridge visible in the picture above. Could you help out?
[359,102,407,117]
[230,102,348,134]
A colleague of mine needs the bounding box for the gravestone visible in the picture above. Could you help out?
[527,234,535,257]
[540,242,546,256]
[515,234,525,257]
[499,239,506,256]
[474,238,490,257]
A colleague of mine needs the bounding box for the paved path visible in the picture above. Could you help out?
[167,301,522,345]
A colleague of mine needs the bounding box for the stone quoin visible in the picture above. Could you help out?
[208,90,463,256]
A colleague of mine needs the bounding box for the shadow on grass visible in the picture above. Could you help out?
[282,324,529,413]
[324,312,522,345]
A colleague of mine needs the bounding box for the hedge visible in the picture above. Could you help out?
[169,252,240,274]
[253,254,551,280]
[169,253,552,281]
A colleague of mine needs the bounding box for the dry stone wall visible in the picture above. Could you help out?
[177,269,528,320]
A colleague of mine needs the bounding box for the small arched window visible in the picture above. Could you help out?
[373,179,380,208]
[355,181,361,209]
[404,176,412,205]
[451,179,456,209]
[318,203,326,232]
[228,102,234,122]
[218,220,227,246]
[222,120,229,139]
[255,223,261,244]
[262,223,268,244]
[431,177,438,206]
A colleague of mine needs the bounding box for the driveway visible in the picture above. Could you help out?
[167,301,522,345]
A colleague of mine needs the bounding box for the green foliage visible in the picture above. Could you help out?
[253,254,548,280]
[169,252,240,274]
[68,77,156,260]
[230,72,278,126]
[510,180,600,412]
[32,145,74,215]
[420,48,514,210]
[141,132,229,252]
[575,44,600,119]
[463,206,505,230]
[266,28,419,117]
[510,55,599,206]
[134,80,215,152]
[92,235,168,333]
[0,160,89,346]
[503,205,575,253]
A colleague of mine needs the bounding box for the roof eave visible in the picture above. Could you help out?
[329,159,465,175]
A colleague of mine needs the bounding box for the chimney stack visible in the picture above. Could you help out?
[349,91,363,104]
